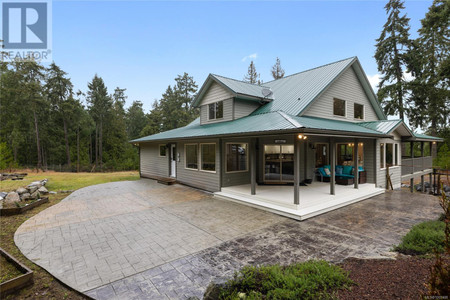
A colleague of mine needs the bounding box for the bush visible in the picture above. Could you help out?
[395,220,445,255]
[217,260,353,300]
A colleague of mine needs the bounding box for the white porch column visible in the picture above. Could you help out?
[294,137,301,205]
[354,139,359,189]
[250,138,256,195]
[330,138,336,195]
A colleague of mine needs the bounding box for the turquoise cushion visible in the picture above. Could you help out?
[358,166,364,171]
[343,165,353,175]
[324,165,331,170]
[336,166,343,175]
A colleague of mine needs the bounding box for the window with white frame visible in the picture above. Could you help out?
[386,143,394,166]
[159,145,166,157]
[200,143,216,172]
[208,101,223,120]
[333,98,346,117]
[226,143,248,172]
[354,103,364,119]
[185,144,198,170]
[380,143,385,168]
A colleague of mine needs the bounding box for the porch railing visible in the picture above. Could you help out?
[401,156,433,175]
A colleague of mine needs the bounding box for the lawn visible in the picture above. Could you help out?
[0,170,139,299]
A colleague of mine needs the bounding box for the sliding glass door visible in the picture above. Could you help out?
[264,144,294,183]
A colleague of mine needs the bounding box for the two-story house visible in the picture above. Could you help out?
[132,57,441,220]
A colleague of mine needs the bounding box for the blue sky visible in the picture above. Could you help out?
[52,0,432,112]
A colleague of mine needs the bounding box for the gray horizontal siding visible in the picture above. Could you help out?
[234,99,260,119]
[200,98,233,125]
[140,143,169,178]
[201,81,233,105]
[177,139,221,192]
[303,66,379,122]
[363,139,375,183]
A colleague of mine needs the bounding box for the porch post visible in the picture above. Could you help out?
[354,139,359,189]
[250,138,256,195]
[421,175,425,193]
[294,137,300,205]
[330,138,336,195]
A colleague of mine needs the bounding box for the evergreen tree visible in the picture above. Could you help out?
[271,57,285,80]
[126,101,147,140]
[244,61,260,84]
[86,75,112,171]
[174,72,199,124]
[375,0,411,121]
[140,100,162,137]
[407,0,449,135]
[45,63,74,167]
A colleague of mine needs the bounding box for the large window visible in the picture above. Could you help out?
[200,144,216,172]
[333,98,346,117]
[354,103,364,119]
[208,101,223,120]
[386,143,394,166]
[159,145,166,157]
[226,143,248,172]
[185,144,198,170]
[337,143,354,165]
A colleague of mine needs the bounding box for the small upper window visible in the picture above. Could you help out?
[333,98,346,117]
[354,103,364,119]
[208,101,223,120]
[159,145,166,157]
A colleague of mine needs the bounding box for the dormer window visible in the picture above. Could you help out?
[209,101,223,120]
[333,98,346,117]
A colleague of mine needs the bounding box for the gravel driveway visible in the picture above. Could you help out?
[15,179,441,299]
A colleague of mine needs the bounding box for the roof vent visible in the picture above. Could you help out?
[262,88,273,98]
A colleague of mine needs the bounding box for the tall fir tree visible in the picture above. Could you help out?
[271,57,285,80]
[375,0,411,121]
[244,61,260,84]
[126,100,147,140]
[174,72,198,124]
[407,0,449,135]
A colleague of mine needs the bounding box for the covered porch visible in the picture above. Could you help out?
[215,182,384,220]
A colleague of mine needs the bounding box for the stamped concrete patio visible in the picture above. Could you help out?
[15,179,441,299]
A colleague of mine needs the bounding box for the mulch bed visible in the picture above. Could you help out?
[338,256,434,300]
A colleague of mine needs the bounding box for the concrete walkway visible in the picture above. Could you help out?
[15,179,441,299]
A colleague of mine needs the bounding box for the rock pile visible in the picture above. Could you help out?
[0,179,49,209]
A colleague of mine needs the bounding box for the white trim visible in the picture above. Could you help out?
[225,142,249,173]
[333,98,346,117]
[200,143,217,173]
[208,101,224,120]
[158,144,167,157]
[184,143,199,171]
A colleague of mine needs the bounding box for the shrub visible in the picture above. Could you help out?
[218,260,353,300]
[395,220,445,255]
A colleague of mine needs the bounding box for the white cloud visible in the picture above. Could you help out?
[241,53,258,62]
[367,73,381,91]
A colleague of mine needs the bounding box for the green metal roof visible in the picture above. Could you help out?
[411,133,444,141]
[131,112,388,143]
[358,119,403,134]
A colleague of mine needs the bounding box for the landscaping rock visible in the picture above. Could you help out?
[21,193,31,201]
[16,187,27,194]
[0,192,6,200]
[4,192,20,207]
[49,191,57,194]
[30,191,40,200]
[38,186,48,194]
[28,181,43,188]
[0,199,3,209]
[203,282,226,300]
[27,185,38,194]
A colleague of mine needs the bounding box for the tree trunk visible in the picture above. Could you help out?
[63,118,71,168]
[77,126,80,172]
[33,109,42,170]
[99,119,103,171]
[89,132,92,165]
[95,124,98,169]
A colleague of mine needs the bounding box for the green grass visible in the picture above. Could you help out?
[395,220,445,255]
[0,255,23,283]
[0,170,139,192]
[217,260,354,300]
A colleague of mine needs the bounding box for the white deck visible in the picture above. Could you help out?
[215,182,385,220]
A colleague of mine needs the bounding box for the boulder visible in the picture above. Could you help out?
[16,187,27,194]
[38,186,48,194]
[28,181,42,188]
[30,191,40,200]
[4,192,20,207]
[21,192,31,201]
[27,185,38,194]
[0,192,6,200]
